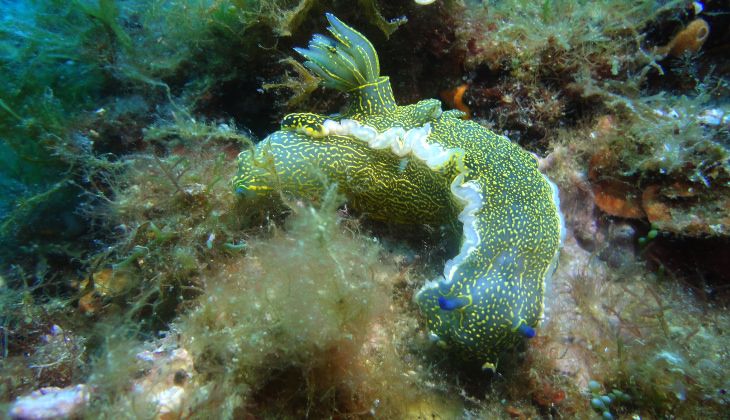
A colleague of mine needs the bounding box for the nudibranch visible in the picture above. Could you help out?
[234,14,564,370]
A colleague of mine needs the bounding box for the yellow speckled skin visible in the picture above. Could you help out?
[235,79,463,226]
[417,116,561,368]
[234,15,562,369]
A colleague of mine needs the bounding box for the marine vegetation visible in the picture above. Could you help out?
[234,13,564,370]
[2,1,730,419]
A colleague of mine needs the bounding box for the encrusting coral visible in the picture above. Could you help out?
[235,14,564,371]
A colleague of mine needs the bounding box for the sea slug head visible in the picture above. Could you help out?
[417,264,543,370]
[233,148,276,198]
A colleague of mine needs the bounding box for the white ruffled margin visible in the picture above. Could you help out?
[310,119,482,290]
[307,118,565,322]
[320,119,454,168]
[543,175,566,296]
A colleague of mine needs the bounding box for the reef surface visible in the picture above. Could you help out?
[1,1,728,418]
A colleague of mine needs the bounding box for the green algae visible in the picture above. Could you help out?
[1,1,729,418]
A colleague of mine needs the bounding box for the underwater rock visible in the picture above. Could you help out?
[586,140,729,239]
[591,179,645,219]
[598,222,639,268]
[539,235,606,389]
[133,345,195,419]
[76,268,134,316]
[586,104,729,237]
[403,396,463,418]
[8,384,90,420]
[642,183,730,237]
[697,108,730,128]
[588,149,645,219]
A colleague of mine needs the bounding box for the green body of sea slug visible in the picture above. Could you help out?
[234,14,564,370]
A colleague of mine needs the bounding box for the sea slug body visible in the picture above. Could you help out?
[234,14,564,370]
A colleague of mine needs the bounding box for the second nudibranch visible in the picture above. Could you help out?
[233,13,564,370]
